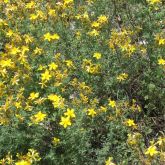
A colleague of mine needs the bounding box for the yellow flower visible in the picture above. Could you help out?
[15,101,22,109]
[48,94,65,108]
[82,11,89,20]
[80,93,89,103]
[38,65,46,71]
[25,1,36,9]
[99,106,107,112]
[0,158,6,164]
[34,97,46,105]
[30,14,38,21]
[24,34,33,44]
[117,73,128,82]
[28,92,39,100]
[157,136,165,146]
[0,59,13,68]
[105,157,116,165]
[108,100,116,108]
[88,29,99,36]
[43,33,60,41]
[27,149,41,162]
[127,133,141,146]
[91,21,100,28]
[15,114,24,122]
[145,146,158,156]
[5,153,14,164]
[15,160,31,165]
[51,34,60,40]
[147,0,161,5]
[30,111,47,124]
[64,108,76,118]
[59,116,72,128]
[158,58,165,65]
[48,62,58,70]
[65,60,74,68]
[52,137,60,145]
[41,70,52,82]
[34,47,42,55]
[87,108,97,117]
[125,119,137,128]
[6,29,14,37]
[3,0,9,3]
[36,10,45,19]
[158,38,165,45]
[97,15,108,24]
[43,33,52,41]
[22,46,29,54]
[76,31,81,39]
[64,0,74,5]
[10,47,21,55]
[93,52,102,59]
[48,9,56,17]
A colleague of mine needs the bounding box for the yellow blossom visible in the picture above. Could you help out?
[105,157,116,165]
[27,149,41,162]
[36,10,45,19]
[64,108,76,118]
[15,101,22,109]
[99,106,107,112]
[34,47,42,55]
[48,62,58,70]
[158,38,165,45]
[93,52,102,59]
[34,97,46,105]
[51,34,60,40]
[158,58,165,65]
[43,33,52,41]
[145,145,158,156]
[59,116,72,128]
[0,59,13,68]
[25,1,36,9]
[30,14,39,20]
[91,21,100,28]
[127,133,141,146]
[48,9,56,17]
[88,29,99,36]
[6,29,14,37]
[43,33,60,41]
[30,111,47,124]
[147,0,161,5]
[82,11,89,20]
[24,34,33,44]
[64,0,74,5]
[52,137,60,145]
[3,0,9,3]
[97,15,108,24]
[125,119,137,128]
[15,114,24,122]
[117,73,128,82]
[38,65,46,71]
[22,46,29,54]
[28,92,39,100]
[41,70,52,82]
[48,94,65,108]
[15,160,31,165]
[87,108,97,117]
[108,100,116,108]
[10,47,21,55]
[65,60,74,68]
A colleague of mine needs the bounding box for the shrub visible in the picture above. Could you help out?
[0,0,164,164]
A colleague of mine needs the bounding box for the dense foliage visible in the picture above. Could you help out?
[0,0,165,164]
